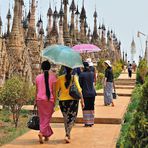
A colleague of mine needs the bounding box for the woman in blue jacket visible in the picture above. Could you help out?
[79,62,96,127]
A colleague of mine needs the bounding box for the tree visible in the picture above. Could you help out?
[0,76,33,128]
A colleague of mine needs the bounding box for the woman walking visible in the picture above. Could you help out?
[35,61,57,144]
[128,63,132,78]
[56,66,84,143]
[103,60,115,106]
[79,62,96,127]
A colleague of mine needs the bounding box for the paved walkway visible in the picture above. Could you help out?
[1,72,136,148]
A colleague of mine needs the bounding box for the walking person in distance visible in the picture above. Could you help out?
[103,60,115,107]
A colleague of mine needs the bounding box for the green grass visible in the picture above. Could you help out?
[116,85,142,147]
[0,109,29,146]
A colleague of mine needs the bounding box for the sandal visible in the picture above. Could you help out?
[44,137,49,141]
[38,133,43,144]
[65,136,70,143]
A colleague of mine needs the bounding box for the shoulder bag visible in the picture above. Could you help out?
[69,76,81,100]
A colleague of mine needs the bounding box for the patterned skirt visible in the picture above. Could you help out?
[83,97,95,125]
[59,100,79,137]
[104,82,113,105]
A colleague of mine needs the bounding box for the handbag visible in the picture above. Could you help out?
[27,106,40,130]
[112,89,117,99]
[69,76,81,100]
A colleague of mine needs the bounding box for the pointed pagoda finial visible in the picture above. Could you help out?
[93,7,97,18]
[75,4,80,15]
[59,0,64,17]
[7,3,12,19]
[80,0,86,19]
[47,1,53,17]
[39,14,43,23]
[98,23,101,30]
[53,6,58,18]
[70,0,76,12]
[0,16,2,27]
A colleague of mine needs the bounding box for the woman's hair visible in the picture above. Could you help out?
[64,66,72,89]
[83,62,90,72]
[41,61,51,100]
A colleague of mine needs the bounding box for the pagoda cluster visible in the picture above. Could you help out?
[0,0,121,86]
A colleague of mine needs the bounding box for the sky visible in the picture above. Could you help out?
[0,0,148,63]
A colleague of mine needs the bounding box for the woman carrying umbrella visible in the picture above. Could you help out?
[35,61,57,143]
[79,62,96,127]
[56,66,84,143]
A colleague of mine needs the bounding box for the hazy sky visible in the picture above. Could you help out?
[1,0,148,63]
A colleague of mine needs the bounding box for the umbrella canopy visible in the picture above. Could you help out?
[41,45,83,69]
[72,44,101,53]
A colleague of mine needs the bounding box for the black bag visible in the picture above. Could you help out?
[27,107,39,130]
[27,115,39,130]
[112,90,117,99]
[69,76,81,100]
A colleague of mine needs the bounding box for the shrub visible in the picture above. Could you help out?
[136,59,148,84]
[117,79,148,147]
[112,62,122,79]
[117,85,142,147]
[96,59,105,74]
[127,78,148,147]
[26,85,36,105]
[0,76,32,128]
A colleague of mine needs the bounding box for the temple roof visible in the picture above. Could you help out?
[7,8,12,19]
[0,16,2,26]
[93,9,97,18]
[80,5,86,19]
[53,7,59,18]
[75,5,80,15]
[39,15,43,23]
[102,24,106,30]
[131,38,136,48]
[59,1,64,17]
[27,10,31,20]
[47,4,53,16]
[98,24,101,30]
[70,0,76,12]
[107,30,110,37]
[63,0,68,5]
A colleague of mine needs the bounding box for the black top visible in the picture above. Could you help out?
[105,67,114,82]
[72,67,81,76]
[79,71,96,98]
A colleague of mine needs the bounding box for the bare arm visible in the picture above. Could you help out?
[52,82,57,104]
[34,83,38,109]
[104,77,107,87]
[113,80,116,92]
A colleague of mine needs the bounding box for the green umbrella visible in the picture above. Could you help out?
[41,45,83,68]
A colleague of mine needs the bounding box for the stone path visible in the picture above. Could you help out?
[1,72,136,148]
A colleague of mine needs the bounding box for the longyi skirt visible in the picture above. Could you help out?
[37,100,54,137]
[83,97,95,125]
[104,82,113,105]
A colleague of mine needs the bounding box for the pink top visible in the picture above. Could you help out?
[35,73,57,102]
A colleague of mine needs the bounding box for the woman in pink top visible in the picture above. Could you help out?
[35,61,57,144]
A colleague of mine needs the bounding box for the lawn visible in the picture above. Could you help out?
[0,109,29,146]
